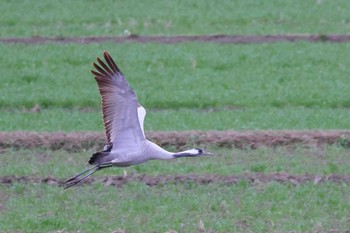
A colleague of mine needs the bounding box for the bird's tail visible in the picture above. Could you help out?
[88,151,109,165]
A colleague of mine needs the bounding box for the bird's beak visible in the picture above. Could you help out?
[202,150,213,156]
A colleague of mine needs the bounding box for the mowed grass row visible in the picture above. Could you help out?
[1,42,350,131]
[1,0,350,37]
[1,146,350,232]
[2,182,349,232]
[2,42,350,109]
[2,146,350,178]
[2,107,350,131]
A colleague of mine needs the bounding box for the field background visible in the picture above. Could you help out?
[1,1,350,232]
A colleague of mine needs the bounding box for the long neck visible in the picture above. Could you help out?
[173,149,199,158]
[145,142,198,160]
[144,141,174,160]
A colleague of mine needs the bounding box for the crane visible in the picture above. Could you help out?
[64,51,212,189]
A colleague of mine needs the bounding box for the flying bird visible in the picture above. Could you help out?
[64,51,212,189]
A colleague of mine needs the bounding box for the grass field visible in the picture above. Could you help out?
[1,146,350,232]
[1,0,350,37]
[2,106,350,131]
[2,146,350,178]
[2,180,349,232]
[1,42,350,131]
[1,0,350,232]
[2,42,350,109]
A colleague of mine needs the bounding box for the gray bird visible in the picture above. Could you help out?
[64,51,211,189]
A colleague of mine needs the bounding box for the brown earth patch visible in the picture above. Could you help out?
[0,130,349,151]
[1,34,350,44]
[1,173,350,187]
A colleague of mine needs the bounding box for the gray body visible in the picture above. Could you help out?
[95,141,173,166]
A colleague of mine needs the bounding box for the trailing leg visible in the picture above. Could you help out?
[64,163,112,189]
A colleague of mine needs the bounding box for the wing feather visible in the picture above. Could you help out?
[137,104,146,137]
[91,51,145,147]
[104,52,119,73]
[96,57,114,76]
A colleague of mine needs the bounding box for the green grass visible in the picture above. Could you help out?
[1,146,350,232]
[2,1,350,232]
[1,106,350,131]
[2,146,350,178]
[1,0,350,37]
[1,42,350,130]
[2,42,350,109]
[1,182,349,232]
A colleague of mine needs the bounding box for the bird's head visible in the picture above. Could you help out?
[173,148,213,158]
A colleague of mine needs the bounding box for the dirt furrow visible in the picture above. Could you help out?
[0,130,349,150]
[2,173,350,187]
[1,34,350,44]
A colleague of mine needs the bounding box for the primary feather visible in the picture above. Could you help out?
[91,52,144,147]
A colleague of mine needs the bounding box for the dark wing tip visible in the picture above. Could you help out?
[90,69,101,78]
[103,51,120,73]
[90,51,121,76]
[103,51,111,63]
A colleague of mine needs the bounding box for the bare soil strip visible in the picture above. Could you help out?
[1,173,349,187]
[0,130,349,150]
[1,34,350,44]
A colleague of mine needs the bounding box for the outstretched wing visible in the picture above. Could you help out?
[91,51,145,147]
